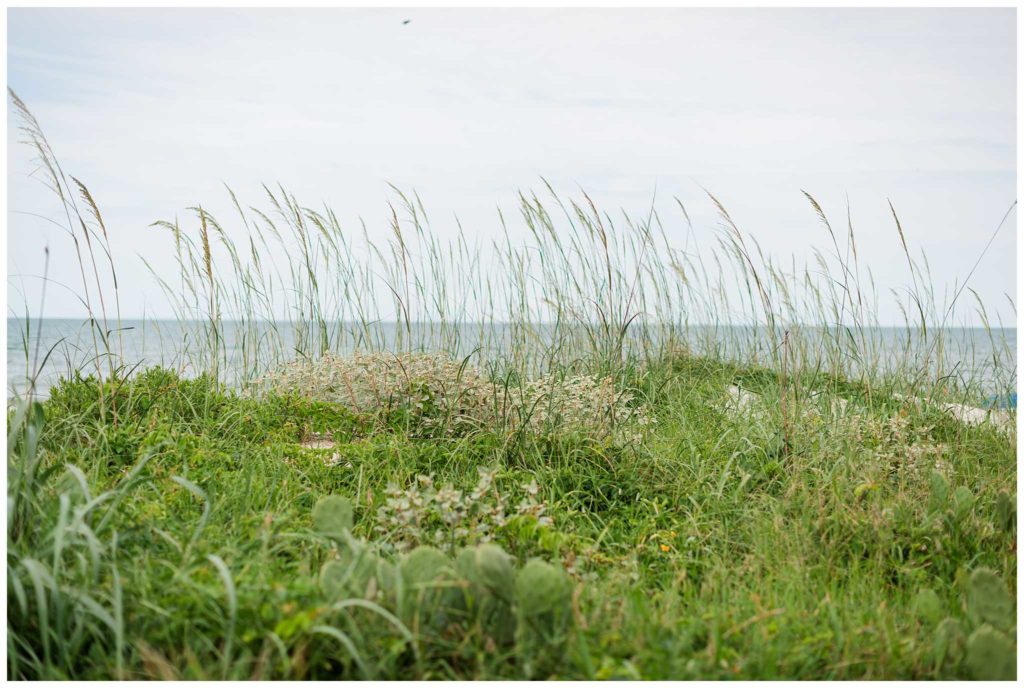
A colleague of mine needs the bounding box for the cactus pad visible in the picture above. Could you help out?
[967,567,1014,630]
[475,544,516,595]
[932,617,966,668]
[966,624,1016,680]
[913,588,943,626]
[399,546,451,588]
[312,495,354,539]
[516,558,572,621]
[953,486,975,520]
[928,471,949,511]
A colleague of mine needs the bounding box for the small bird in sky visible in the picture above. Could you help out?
[402,19,411,25]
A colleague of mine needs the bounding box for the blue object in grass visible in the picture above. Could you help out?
[983,392,1017,410]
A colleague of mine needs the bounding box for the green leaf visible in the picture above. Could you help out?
[953,486,975,520]
[966,625,1016,680]
[928,471,949,511]
[912,588,943,626]
[312,495,354,538]
[967,568,1014,630]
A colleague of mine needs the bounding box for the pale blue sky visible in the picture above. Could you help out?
[7,8,1017,324]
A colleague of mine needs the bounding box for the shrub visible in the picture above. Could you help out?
[260,352,654,445]
[374,468,551,553]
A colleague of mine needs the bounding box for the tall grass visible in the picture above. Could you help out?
[8,90,126,421]
[137,180,1014,401]
[8,88,1017,413]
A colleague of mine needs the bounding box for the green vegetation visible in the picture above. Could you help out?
[8,360,1016,679]
[6,91,1016,679]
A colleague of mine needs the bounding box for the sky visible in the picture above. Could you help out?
[6,7,1017,325]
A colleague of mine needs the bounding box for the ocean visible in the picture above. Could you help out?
[6,318,1017,399]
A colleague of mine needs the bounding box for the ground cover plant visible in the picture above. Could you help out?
[6,92,1017,679]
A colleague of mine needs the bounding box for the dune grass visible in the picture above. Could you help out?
[6,91,1017,680]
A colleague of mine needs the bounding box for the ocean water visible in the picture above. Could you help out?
[6,318,1017,399]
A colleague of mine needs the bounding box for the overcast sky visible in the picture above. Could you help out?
[7,8,1017,324]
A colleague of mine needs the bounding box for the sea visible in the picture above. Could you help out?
[6,318,1017,400]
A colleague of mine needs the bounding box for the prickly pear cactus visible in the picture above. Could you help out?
[454,547,480,589]
[313,495,354,539]
[516,559,572,625]
[913,588,943,626]
[931,617,966,669]
[453,544,517,645]
[454,545,511,593]
[453,547,478,600]
[928,471,949,511]
[966,624,1016,680]
[515,558,574,678]
[398,546,457,631]
[995,492,1016,532]
[321,557,366,599]
[474,544,516,596]
[952,486,975,521]
[399,546,451,587]
[320,541,395,601]
[966,568,1014,630]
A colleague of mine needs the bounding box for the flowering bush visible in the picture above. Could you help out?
[508,373,653,444]
[854,412,949,478]
[259,352,654,444]
[797,401,949,480]
[373,466,552,553]
[258,352,495,437]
